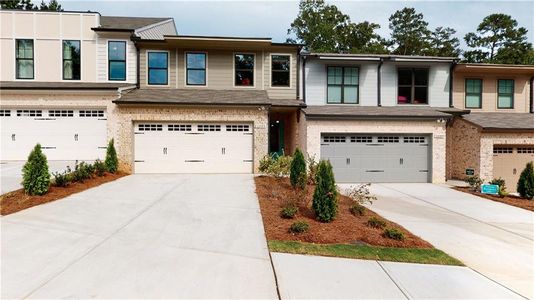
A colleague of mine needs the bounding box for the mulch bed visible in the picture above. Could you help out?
[255,176,432,249]
[0,172,128,215]
[453,186,534,212]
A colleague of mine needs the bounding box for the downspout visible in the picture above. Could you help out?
[130,35,140,89]
[302,56,307,103]
[377,58,383,107]
[296,47,301,100]
[449,61,458,108]
[530,76,534,113]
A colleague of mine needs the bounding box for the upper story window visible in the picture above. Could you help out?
[108,41,126,81]
[147,51,168,85]
[398,68,428,104]
[186,52,206,86]
[63,40,81,80]
[271,55,290,87]
[465,79,482,108]
[497,79,514,109]
[16,39,34,79]
[235,54,254,86]
[327,66,359,104]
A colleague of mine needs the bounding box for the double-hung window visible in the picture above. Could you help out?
[271,55,290,87]
[235,53,254,86]
[16,39,34,79]
[465,79,482,108]
[398,68,428,104]
[147,51,168,85]
[186,52,206,86]
[327,66,359,104]
[497,79,514,109]
[108,41,126,81]
[63,40,81,80]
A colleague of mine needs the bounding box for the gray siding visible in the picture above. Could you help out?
[137,20,177,40]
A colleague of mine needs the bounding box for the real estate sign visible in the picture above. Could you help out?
[481,184,499,195]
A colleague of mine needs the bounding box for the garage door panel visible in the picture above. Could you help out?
[493,146,534,192]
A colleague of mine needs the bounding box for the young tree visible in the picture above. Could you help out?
[388,7,431,55]
[22,144,50,195]
[464,13,533,64]
[427,27,460,57]
[517,162,534,200]
[312,160,338,222]
[290,148,307,190]
[104,139,118,173]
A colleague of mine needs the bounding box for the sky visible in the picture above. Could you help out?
[60,0,534,47]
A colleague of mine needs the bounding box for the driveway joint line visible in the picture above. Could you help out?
[21,179,189,299]
[1,219,102,237]
[378,184,534,241]
[165,244,271,262]
[469,266,529,299]
[376,261,411,300]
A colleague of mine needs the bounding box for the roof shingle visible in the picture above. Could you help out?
[303,105,464,119]
[98,16,172,31]
[462,113,534,131]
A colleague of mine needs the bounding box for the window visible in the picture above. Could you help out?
[493,147,513,154]
[186,52,206,85]
[323,136,346,143]
[198,124,221,131]
[63,40,81,80]
[0,110,11,117]
[497,79,514,108]
[226,125,250,132]
[351,136,372,143]
[16,39,34,79]
[16,110,42,117]
[108,41,126,81]
[49,110,74,117]
[397,68,428,104]
[271,55,290,87]
[168,124,192,131]
[465,79,482,108]
[235,54,254,86]
[403,136,426,143]
[518,148,534,154]
[79,110,104,117]
[148,52,168,85]
[377,136,399,143]
[138,124,162,131]
[327,66,359,104]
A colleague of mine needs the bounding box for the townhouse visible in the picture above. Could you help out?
[1,9,532,187]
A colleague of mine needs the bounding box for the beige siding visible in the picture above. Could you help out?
[96,33,137,83]
[453,73,531,113]
[264,51,298,99]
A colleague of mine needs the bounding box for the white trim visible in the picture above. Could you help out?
[269,53,292,89]
[166,36,270,43]
[175,48,178,88]
[232,52,256,88]
[145,49,170,86]
[106,39,129,82]
[261,50,265,90]
[184,51,208,87]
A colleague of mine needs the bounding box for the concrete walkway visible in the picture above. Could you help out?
[338,183,534,299]
[272,253,523,299]
[1,174,277,299]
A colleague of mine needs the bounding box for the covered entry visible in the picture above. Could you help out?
[321,134,431,183]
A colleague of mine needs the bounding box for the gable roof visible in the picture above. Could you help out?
[461,113,534,132]
[96,16,172,31]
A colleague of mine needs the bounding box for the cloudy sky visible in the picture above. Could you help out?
[62,0,533,47]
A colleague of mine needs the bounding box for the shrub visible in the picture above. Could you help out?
[72,162,92,183]
[517,162,534,200]
[383,228,405,241]
[307,155,319,184]
[105,138,118,173]
[280,205,298,219]
[290,148,307,190]
[52,170,71,187]
[312,160,338,222]
[259,154,275,173]
[260,154,293,178]
[347,183,377,206]
[489,178,507,197]
[22,144,50,195]
[289,221,309,234]
[465,175,483,192]
[367,217,386,229]
[94,159,106,176]
[349,204,366,216]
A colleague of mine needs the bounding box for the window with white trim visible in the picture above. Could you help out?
[198,124,221,131]
[323,136,346,143]
[49,110,74,117]
[403,136,426,143]
[168,124,192,131]
[0,110,11,117]
[351,136,372,143]
[79,110,104,117]
[17,110,42,117]
[138,124,162,131]
[377,136,400,143]
[493,147,513,154]
[226,125,250,132]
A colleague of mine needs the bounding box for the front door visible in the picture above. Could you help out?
[269,120,284,156]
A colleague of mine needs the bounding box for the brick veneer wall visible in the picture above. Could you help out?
[447,118,481,180]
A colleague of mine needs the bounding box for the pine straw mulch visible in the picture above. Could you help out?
[0,172,128,216]
[255,176,433,249]
[453,186,534,212]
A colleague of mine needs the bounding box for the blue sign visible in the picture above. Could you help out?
[481,184,499,195]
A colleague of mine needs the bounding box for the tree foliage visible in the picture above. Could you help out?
[104,138,118,174]
[290,148,307,190]
[22,144,50,195]
[427,26,460,57]
[388,7,431,55]
[1,0,63,11]
[517,162,534,200]
[312,160,338,222]
[464,13,532,64]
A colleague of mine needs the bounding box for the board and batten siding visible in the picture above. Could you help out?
[96,33,137,83]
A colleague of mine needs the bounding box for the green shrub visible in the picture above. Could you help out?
[289,221,309,234]
[290,148,307,189]
[260,154,293,177]
[72,162,92,183]
[489,178,507,197]
[383,228,405,241]
[259,154,275,173]
[347,183,377,206]
[312,160,338,222]
[517,162,534,200]
[349,204,366,216]
[52,170,71,187]
[367,216,386,229]
[22,144,50,195]
[307,155,319,184]
[465,175,483,192]
[280,206,298,219]
[105,138,118,173]
[94,159,106,176]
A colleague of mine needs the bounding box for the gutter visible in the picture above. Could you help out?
[449,61,458,108]
[377,58,384,107]
[111,100,273,107]
[303,114,453,121]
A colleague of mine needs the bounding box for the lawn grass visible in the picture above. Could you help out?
[269,240,463,266]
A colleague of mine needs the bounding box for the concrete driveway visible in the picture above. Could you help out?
[339,183,534,299]
[1,160,81,194]
[1,174,277,299]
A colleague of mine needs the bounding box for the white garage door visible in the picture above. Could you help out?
[134,123,253,173]
[0,109,107,161]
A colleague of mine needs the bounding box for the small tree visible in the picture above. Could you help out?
[104,138,118,173]
[517,162,534,200]
[290,148,307,189]
[312,160,338,222]
[22,144,50,195]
